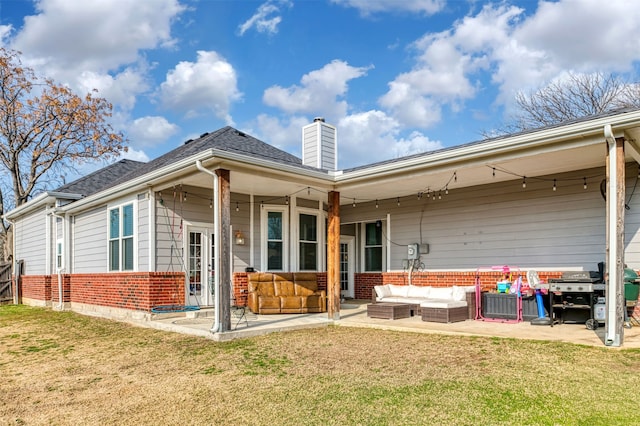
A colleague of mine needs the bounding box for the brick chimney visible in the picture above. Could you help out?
[302,117,337,171]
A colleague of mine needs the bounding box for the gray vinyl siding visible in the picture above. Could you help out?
[231,192,250,272]
[137,193,149,271]
[341,167,625,271]
[155,191,186,273]
[13,207,48,275]
[72,206,108,272]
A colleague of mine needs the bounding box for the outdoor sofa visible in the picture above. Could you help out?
[247,272,327,314]
[372,284,476,323]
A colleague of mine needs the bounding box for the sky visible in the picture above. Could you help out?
[1,0,640,175]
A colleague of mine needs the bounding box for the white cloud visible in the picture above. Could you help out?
[252,111,442,168]
[12,0,184,73]
[331,0,445,16]
[77,66,150,112]
[337,111,442,167]
[0,25,13,46]
[8,0,184,112]
[263,60,372,120]
[127,116,180,148]
[251,114,311,155]
[159,50,242,124]
[238,0,292,36]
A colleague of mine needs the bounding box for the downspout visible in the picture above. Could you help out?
[195,160,221,333]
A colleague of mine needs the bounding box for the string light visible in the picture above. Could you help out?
[285,195,289,205]
[438,192,442,200]
[418,192,422,200]
[492,167,496,178]
[375,199,379,208]
[236,202,239,212]
[553,179,557,191]
[353,198,356,208]
[583,177,587,190]
[454,172,457,183]
[183,192,187,201]
[432,192,436,201]
[397,197,400,206]
[445,187,449,195]
[522,177,526,189]
[261,201,264,209]
[209,199,213,209]
[307,187,310,196]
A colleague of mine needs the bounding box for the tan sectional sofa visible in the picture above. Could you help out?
[247,272,327,314]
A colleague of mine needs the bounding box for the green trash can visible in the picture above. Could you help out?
[624,268,640,302]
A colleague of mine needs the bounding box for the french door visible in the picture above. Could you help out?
[339,236,355,299]
[187,227,214,306]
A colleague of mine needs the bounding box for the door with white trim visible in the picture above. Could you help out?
[187,227,214,306]
[340,236,355,299]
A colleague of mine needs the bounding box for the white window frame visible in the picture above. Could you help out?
[107,199,137,272]
[261,205,289,271]
[361,221,385,272]
[297,208,321,271]
[56,238,63,271]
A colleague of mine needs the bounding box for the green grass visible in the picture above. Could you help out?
[1,305,639,425]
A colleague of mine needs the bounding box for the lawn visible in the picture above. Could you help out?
[1,305,639,425]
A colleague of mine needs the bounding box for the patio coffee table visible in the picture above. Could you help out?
[367,302,417,320]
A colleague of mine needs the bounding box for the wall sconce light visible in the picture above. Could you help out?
[234,230,245,245]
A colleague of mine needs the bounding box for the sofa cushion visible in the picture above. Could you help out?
[293,273,319,295]
[429,286,454,300]
[374,284,391,299]
[452,286,466,301]
[420,300,468,309]
[388,284,409,297]
[259,296,281,310]
[407,285,430,298]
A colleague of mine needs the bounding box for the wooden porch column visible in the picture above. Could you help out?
[216,169,231,332]
[327,191,340,320]
[605,134,625,346]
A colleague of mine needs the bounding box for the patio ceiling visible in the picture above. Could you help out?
[171,119,640,206]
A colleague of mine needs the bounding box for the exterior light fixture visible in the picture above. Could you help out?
[234,230,245,245]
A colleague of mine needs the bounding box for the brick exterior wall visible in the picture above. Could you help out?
[21,275,52,302]
[70,273,184,311]
[20,272,185,312]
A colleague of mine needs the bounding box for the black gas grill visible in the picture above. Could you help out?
[549,271,604,328]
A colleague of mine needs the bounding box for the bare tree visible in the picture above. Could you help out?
[0,48,127,261]
[485,72,640,137]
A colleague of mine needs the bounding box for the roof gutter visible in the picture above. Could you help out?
[4,192,83,220]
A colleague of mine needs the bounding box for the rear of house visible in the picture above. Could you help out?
[5,110,640,330]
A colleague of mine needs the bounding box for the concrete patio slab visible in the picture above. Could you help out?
[134,301,640,348]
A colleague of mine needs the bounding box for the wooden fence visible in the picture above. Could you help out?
[0,262,12,303]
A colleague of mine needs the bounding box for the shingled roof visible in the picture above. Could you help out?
[55,159,146,197]
[55,126,308,198]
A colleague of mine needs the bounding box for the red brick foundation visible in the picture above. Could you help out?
[20,272,185,312]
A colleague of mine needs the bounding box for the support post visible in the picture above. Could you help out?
[216,169,231,332]
[327,191,340,320]
[605,135,625,346]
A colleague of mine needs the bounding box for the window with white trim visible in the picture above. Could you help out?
[364,221,383,272]
[261,206,288,271]
[109,202,135,271]
[56,239,63,270]
[299,213,318,271]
